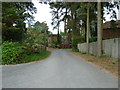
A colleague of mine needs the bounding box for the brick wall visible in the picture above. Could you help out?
[102,28,120,39]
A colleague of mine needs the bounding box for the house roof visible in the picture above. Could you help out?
[103,20,120,29]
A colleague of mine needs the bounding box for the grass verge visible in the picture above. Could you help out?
[21,51,51,63]
[1,51,51,65]
[69,51,118,78]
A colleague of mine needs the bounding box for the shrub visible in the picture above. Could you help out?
[89,36,97,42]
[72,48,79,52]
[50,41,57,48]
[22,29,47,54]
[72,36,85,50]
[89,36,105,42]
[2,41,26,65]
[56,44,60,48]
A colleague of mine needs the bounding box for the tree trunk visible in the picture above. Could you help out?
[64,8,67,33]
[57,21,60,44]
[97,1,102,56]
[64,19,66,33]
[86,6,90,54]
[57,9,60,44]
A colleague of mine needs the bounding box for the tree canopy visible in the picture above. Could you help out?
[49,1,119,52]
[2,2,37,42]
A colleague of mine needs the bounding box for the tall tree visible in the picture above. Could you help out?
[2,2,36,42]
[86,4,90,54]
[97,2,119,56]
[49,2,62,44]
[97,1,102,56]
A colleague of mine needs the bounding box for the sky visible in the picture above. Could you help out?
[32,0,64,34]
[32,0,119,34]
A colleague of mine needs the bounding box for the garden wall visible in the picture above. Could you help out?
[77,38,120,59]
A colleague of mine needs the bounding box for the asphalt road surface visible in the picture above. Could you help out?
[2,49,118,88]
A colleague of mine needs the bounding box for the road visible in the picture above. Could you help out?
[2,49,118,88]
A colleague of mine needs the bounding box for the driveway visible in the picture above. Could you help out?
[2,49,118,88]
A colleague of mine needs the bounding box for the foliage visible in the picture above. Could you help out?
[23,31,45,54]
[21,51,51,63]
[89,36,105,42]
[49,2,119,51]
[34,21,48,32]
[110,20,117,30]
[60,32,69,36]
[72,48,79,52]
[2,41,26,65]
[89,36,97,42]
[23,21,48,54]
[49,2,62,30]
[72,36,85,50]
[51,41,57,48]
[2,41,51,65]
[2,2,36,42]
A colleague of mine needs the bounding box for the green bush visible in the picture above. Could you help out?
[50,41,57,48]
[2,41,26,65]
[23,51,51,63]
[37,45,46,54]
[89,36,105,42]
[72,36,85,50]
[72,48,79,52]
[56,44,60,48]
[89,36,97,42]
[22,29,47,54]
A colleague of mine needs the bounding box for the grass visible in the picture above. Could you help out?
[106,64,116,69]
[21,51,51,63]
